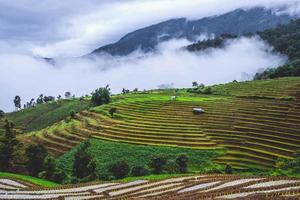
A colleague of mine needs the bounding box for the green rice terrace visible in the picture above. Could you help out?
[17,77,300,171]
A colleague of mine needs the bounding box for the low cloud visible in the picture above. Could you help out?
[0,36,286,111]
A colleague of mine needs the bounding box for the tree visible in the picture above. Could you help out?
[0,110,4,118]
[65,92,71,99]
[148,155,167,174]
[40,156,56,180]
[176,154,189,173]
[0,120,19,171]
[192,81,198,87]
[43,96,55,103]
[122,88,130,94]
[225,164,233,174]
[25,144,48,176]
[202,87,212,94]
[133,88,138,93]
[36,94,44,104]
[70,111,76,119]
[57,95,62,100]
[131,166,148,177]
[109,107,117,118]
[198,83,205,88]
[39,155,66,183]
[73,141,96,181]
[91,85,111,106]
[13,96,21,111]
[29,98,35,107]
[109,160,130,179]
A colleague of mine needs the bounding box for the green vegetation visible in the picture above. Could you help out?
[72,140,97,182]
[0,120,19,171]
[6,99,91,132]
[208,77,300,99]
[1,77,299,183]
[272,150,300,177]
[254,59,300,80]
[0,172,60,187]
[119,173,194,183]
[25,144,48,176]
[91,86,111,106]
[258,19,300,61]
[187,33,237,52]
[58,139,224,180]
[109,160,130,179]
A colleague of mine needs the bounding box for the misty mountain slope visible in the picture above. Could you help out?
[91,7,295,56]
[186,18,300,79]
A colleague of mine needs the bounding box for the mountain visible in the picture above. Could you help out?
[91,7,295,56]
[186,18,300,80]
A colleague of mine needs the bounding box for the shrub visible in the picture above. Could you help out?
[272,150,300,176]
[109,160,130,179]
[278,96,296,101]
[70,111,76,119]
[108,107,117,118]
[131,166,149,177]
[176,154,189,173]
[225,164,233,174]
[165,160,179,174]
[52,169,67,183]
[202,87,212,94]
[148,155,167,174]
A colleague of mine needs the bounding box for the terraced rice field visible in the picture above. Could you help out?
[210,77,300,99]
[22,77,300,169]
[1,174,300,199]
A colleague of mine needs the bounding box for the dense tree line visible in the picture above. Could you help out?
[13,91,75,111]
[187,34,238,52]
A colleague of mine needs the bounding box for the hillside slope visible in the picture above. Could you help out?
[187,19,300,79]
[22,77,300,170]
[6,99,91,132]
[91,8,294,56]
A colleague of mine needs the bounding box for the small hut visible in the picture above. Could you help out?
[193,108,205,115]
[170,96,177,101]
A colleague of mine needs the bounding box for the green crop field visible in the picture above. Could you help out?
[12,77,300,171]
[57,139,224,178]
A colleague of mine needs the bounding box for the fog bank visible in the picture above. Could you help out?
[0,37,286,111]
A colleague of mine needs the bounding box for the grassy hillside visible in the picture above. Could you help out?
[0,172,60,187]
[210,77,300,99]
[13,77,300,171]
[6,99,91,132]
[57,139,224,178]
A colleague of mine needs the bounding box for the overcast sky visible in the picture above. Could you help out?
[0,0,299,57]
[0,0,299,111]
